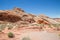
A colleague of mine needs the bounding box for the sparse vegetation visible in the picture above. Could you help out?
[7,23,18,29]
[7,23,13,30]
[22,37,30,40]
[59,34,60,36]
[0,29,2,32]
[8,32,14,38]
[0,24,6,32]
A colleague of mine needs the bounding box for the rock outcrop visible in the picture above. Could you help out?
[0,7,60,24]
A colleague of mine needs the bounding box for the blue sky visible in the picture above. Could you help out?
[0,0,60,18]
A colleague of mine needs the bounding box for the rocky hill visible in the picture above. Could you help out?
[0,7,60,24]
[0,7,60,40]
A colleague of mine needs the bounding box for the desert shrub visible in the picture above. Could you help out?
[0,29,2,32]
[22,37,30,40]
[0,23,18,32]
[7,23,17,29]
[8,32,14,38]
[7,23,13,29]
[8,27,13,30]
[48,24,52,28]
[30,23,40,26]
[59,34,60,36]
[0,24,6,32]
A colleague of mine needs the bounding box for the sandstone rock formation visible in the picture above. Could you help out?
[0,7,60,40]
[0,7,60,24]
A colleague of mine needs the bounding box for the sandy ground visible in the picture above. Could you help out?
[20,31,60,40]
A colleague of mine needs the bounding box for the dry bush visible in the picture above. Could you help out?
[8,32,14,38]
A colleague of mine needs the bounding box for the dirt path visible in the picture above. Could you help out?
[20,31,60,40]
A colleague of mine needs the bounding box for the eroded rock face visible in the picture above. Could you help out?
[0,12,22,23]
[22,14,35,23]
[0,8,36,23]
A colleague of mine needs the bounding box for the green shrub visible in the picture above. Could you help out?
[8,32,14,38]
[22,37,30,40]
